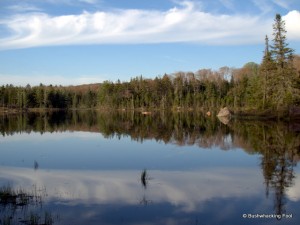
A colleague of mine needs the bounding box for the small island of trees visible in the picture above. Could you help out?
[1,14,300,119]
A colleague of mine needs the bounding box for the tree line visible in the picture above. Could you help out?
[1,14,300,114]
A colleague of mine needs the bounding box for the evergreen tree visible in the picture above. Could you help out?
[271,14,294,70]
[270,14,296,109]
[260,35,276,109]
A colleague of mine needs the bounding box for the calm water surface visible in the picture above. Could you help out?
[0,111,299,225]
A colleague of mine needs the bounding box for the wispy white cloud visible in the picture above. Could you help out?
[252,0,273,14]
[78,0,99,4]
[0,74,105,86]
[219,0,235,11]
[6,3,42,12]
[0,1,299,50]
[272,0,290,9]
[40,0,100,5]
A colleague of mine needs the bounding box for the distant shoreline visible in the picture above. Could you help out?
[1,106,300,121]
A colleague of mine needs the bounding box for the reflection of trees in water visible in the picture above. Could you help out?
[260,125,297,216]
[231,120,300,215]
[0,185,56,225]
[1,111,300,215]
[0,110,232,150]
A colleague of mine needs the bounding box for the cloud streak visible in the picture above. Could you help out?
[0,73,105,86]
[6,3,42,12]
[0,1,299,50]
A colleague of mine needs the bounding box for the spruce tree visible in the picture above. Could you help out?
[271,14,294,69]
[260,35,275,109]
[270,14,295,109]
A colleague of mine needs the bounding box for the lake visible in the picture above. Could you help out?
[0,110,299,225]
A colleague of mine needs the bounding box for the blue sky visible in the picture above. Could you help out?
[0,0,299,86]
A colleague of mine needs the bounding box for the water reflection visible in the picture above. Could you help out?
[0,111,300,224]
[34,160,39,170]
[230,120,299,218]
[0,166,264,223]
[140,169,150,189]
[0,183,55,225]
[0,110,230,148]
[1,165,299,224]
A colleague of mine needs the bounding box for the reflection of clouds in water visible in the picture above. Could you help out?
[0,166,266,212]
[151,169,263,212]
[0,131,103,143]
[287,175,300,201]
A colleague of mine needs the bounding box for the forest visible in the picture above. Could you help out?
[1,14,300,117]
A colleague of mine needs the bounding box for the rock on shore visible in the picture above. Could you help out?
[217,107,231,117]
